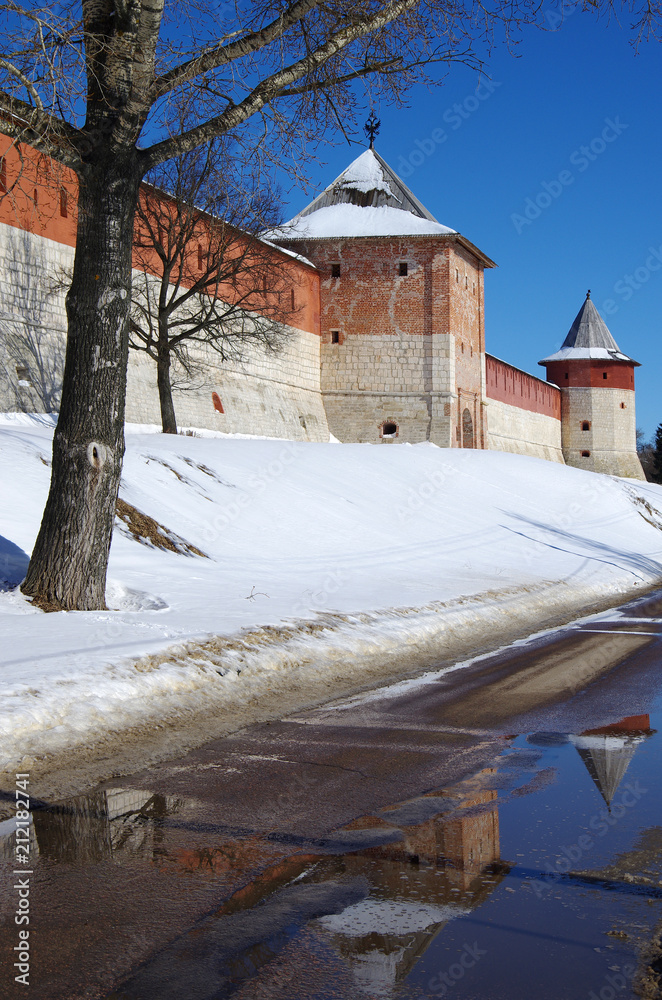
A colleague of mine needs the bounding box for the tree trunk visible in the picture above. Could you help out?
[157,324,177,435]
[21,153,142,611]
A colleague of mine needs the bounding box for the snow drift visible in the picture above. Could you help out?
[1,413,661,774]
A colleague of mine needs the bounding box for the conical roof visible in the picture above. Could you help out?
[269,148,458,240]
[539,292,638,365]
[569,732,646,806]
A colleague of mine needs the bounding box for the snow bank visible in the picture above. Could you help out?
[1,415,661,774]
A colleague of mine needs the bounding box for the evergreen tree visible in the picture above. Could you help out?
[652,423,662,484]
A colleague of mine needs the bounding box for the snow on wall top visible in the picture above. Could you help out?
[539,293,638,365]
[268,147,457,240]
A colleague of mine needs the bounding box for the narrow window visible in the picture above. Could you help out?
[331,263,341,278]
[382,421,398,437]
[620,402,626,409]
[456,269,459,283]
[473,282,476,295]
[290,288,295,309]
[330,330,340,344]
[0,157,6,193]
[564,372,569,380]
[603,371,608,379]
[581,421,590,431]
[465,275,468,288]
[16,364,30,385]
[197,244,203,270]
[581,450,590,458]
[399,262,408,276]
[460,341,464,353]
[33,187,38,206]
[59,188,68,218]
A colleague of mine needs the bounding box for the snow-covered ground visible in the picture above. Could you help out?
[1,413,662,774]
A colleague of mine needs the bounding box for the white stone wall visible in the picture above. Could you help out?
[561,387,645,479]
[0,222,72,413]
[322,390,455,445]
[0,221,329,441]
[321,332,454,445]
[126,329,328,440]
[486,397,565,463]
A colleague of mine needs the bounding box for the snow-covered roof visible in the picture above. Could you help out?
[269,147,458,240]
[539,292,638,365]
[272,202,457,240]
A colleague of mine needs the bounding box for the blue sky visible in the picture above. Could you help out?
[279,9,662,439]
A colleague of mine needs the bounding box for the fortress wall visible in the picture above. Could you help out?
[486,396,564,463]
[0,221,329,441]
[486,354,561,418]
[485,355,564,462]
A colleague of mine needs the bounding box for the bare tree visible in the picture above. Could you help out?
[130,141,295,435]
[0,1,658,610]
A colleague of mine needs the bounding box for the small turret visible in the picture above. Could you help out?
[539,292,645,479]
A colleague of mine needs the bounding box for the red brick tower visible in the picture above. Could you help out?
[539,292,645,479]
[273,145,496,447]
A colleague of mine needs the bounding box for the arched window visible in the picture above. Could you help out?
[382,421,398,437]
[462,408,474,449]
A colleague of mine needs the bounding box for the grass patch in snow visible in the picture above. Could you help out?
[115,498,207,558]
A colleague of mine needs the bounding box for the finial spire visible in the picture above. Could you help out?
[586,289,591,299]
[364,110,381,149]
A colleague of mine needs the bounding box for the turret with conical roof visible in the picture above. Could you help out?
[539,292,645,479]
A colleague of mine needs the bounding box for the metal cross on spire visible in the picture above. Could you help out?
[364,110,381,148]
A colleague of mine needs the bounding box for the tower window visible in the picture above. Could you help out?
[331,263,341,278]
[399,262,408,276]
[330,330,340,344]
[581,450,590,458]
[620,402,627,409]
[465,275,468,288]
[290,288,295,309]
[564,372,569,379]
[59,188,68,218]
[456,269,459,282]
[602,372,608,379]
[16,364,31,385]
[197,244,203,270]
[382,421,398,437]
[0,156,6,192]
[581,421,590,431]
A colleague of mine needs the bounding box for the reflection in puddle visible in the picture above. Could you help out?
[103,771,509,999]
[30,789,184,863]
[1,711,660,1000]
[570,714,655,807]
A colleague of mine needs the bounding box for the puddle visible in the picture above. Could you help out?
[2,596,662,998]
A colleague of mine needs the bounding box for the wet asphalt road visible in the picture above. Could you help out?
[2,588,662,999]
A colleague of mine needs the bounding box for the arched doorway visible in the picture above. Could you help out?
[462,408,474,449]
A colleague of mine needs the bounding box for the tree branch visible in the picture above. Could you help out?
[151,0,321,101]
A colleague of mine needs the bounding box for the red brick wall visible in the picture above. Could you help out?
[288,236,443,340]
[0,133,320,336]
[487,355,561,418]
[543,359,636,390]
